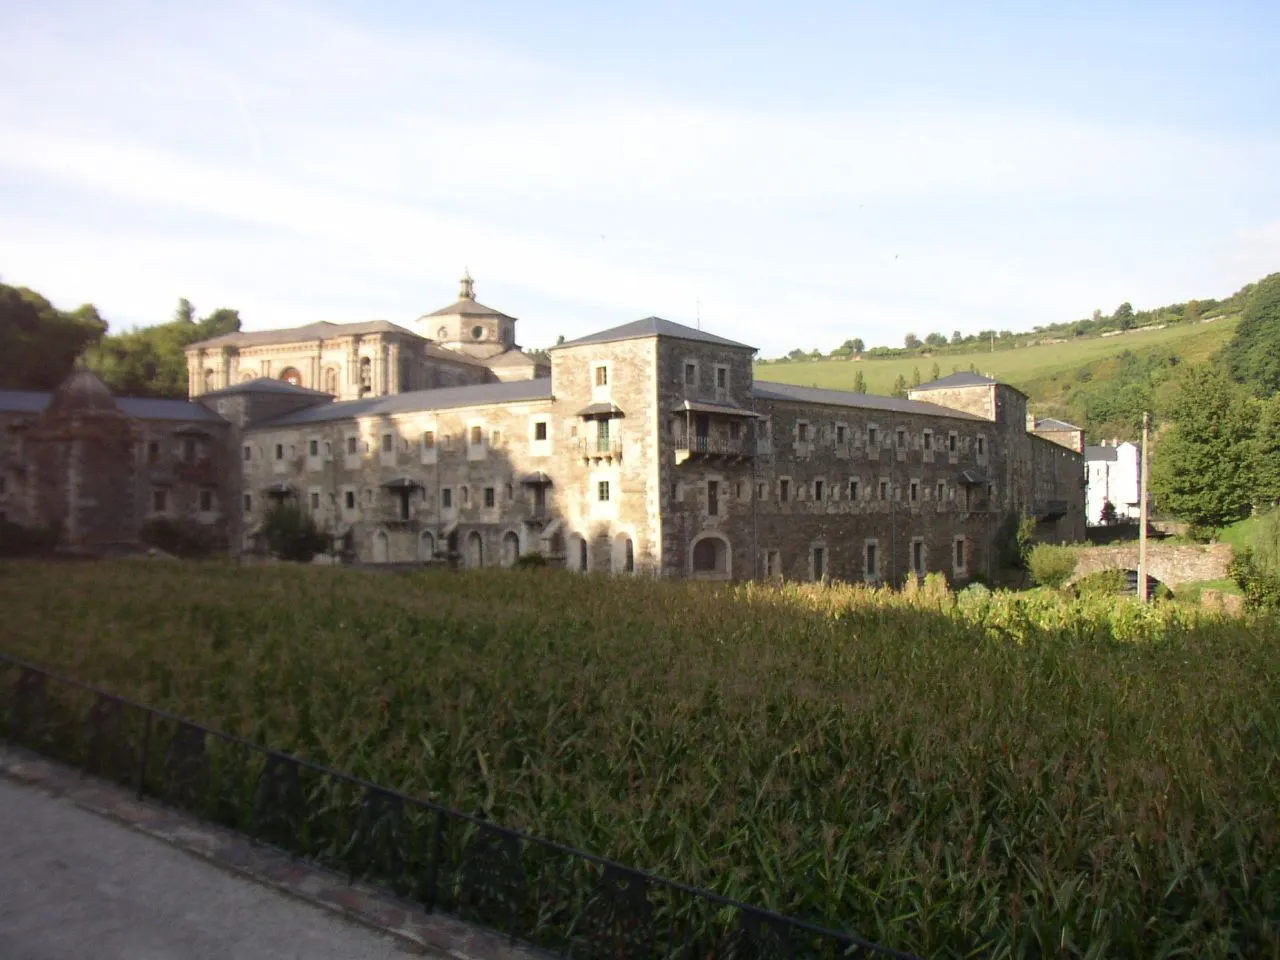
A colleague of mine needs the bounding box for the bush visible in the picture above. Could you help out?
[1027,544,1077,588]
[1229,547,1280,610]
[1185,523,1217,544]
[1074,569,1127,597]
[513,552,548,569]
[140,517,222,558]
[261,504,329,563]
[0,520,61,557]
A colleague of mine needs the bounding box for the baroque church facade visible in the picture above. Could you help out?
[1,276,1085,581]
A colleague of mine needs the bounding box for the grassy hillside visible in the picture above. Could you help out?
[756,317,1237,398]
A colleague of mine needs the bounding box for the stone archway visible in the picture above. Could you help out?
[1063,544,1232,589]
[467,531,484,568]
[502,531,520,567]
[690,533,731,580]
[418,530,436,561]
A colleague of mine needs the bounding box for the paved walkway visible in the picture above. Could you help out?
[0,746,543,960]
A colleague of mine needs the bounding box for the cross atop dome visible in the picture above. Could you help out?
[459,269,475,301]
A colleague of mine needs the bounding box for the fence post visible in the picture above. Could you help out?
[135,712,153,800]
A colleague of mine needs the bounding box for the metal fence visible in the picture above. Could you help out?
[0,652,919,960]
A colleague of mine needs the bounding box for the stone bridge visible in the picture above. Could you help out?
[1064,543,1234,588]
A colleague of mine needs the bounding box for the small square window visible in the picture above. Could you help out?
[470,425,483,446]
[199,490,213,512]
[381,434,393,453]
[484,487,495,508]
[598,480,611,502]
[423,430,435,449]
[274,443,284,460]
[441,488,452,508]
[309,491,320,511]
[595,366,609,387]
[152,490,167,512]
[534,421,548,441]
[308,439,318,456]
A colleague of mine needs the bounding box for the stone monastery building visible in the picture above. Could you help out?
[1,275,1085,582]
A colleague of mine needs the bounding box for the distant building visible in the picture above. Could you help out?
[1084,440,1141,525]
[1030,417,1084,454]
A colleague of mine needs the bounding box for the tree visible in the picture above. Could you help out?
[786,348,806,361]
[1098,501,1119,526]
[1113,302,1135,330]
[842,338,865,355]
[852,370,867,394]
[1149,365,1256,529]
[929,362,941,381]
[1222,273,1280,398]
[1181,300,1200,324]
[950,330,963,345]
[173,298,196,325]
[1091,309,1103,324]
[555,334,566,345]
[903,333,920,350]
[890,374,908,399]
[924,332,948,348]
[1252,394,1280,508]
[0,282,107,390]
[909,366,922,388]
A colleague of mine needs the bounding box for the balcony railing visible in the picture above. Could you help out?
[576,438,622,462]
[674,435,753,463]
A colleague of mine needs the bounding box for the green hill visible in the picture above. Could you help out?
[755,316,1239,442]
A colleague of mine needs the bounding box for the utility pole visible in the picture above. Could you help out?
[1138,411,1150,601]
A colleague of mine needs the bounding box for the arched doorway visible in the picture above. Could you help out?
[690,534,731,580]
[359,357,372,396]
[614,533,635,573]
[502,531,520,567]
[279,367,302,387]
[323,367,339,395]
[418,531,436,561]
[467,531,484,568]
[372,529,389,563]
[578,536,589,572]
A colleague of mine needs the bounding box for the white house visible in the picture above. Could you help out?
[1084,440,1141,525]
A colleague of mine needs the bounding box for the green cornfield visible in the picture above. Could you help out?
[1,560,1277,958]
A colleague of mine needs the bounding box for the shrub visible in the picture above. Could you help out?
[0,520,61,557]
[139,517,222,558]
[1184,523,1216,543]
[1027,544,1077,588]
[514,552,548,569]
[260,504,329,563]
[1074,569,1127,596]
[1229,547,1280,610]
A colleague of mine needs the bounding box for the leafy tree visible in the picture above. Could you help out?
[924,332,948,348]
[1252,394,1280,508]
[1091,309,1103,324]
[1149,365,1255,528]
[1222,273,1280,398]
[786,348,806,361]
[1113,302,1135,330]
[842,338,865,355]
[950,330,963,345]
[910,366,922,387]
[0,282,108,390]
[174,298,196,325]
[929,362,941,381]
[555,334,566,345]
[1098,501,1119,526]
[890,374,908,399]
[851,370,867,394]
[261,503,329,562]
[903,332,920,350]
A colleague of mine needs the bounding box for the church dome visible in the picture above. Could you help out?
[48,366,119,415]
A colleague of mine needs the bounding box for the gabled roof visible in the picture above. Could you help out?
[189,320,424,351]
[200,378,333,399]
[751,382,985,420]
[1084,445,1118,462]
[0,390,225,423]
[1035,417,1082,432]
[254,378,553,428]
[911,371,997,391]
[554,317,755,351]
[484,349,548,369]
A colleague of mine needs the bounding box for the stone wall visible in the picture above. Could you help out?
[1065,543,1233,587]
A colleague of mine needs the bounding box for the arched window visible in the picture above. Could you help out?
[358,358,372,395]
[502,531,520,567]
[471,325,484,340]
[691,535,731,578]
[579,537,588,572]
[323,367,339,395]
[279,367,302,387]
[203,369,215,392]
[437,326,449,340]
[625,538,634,573]
[467,531,484,568]
[240,371,256,383]
[418,531,435,561]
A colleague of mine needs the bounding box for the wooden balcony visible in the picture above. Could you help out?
[576,438,622,463]
[674,436,753,465]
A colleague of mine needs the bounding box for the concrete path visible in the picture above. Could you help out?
[0,775,413,960]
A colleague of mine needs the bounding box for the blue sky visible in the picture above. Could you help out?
[1,0,1277,356]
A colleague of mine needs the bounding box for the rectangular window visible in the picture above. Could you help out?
[937,481,946,500]
[461,486,469,505]
[309,491,320,511]
[913,541,924,575]
[242,444,252,462]
[491,429,502,447]
[347,436,358,455]
[836,425,846,444]
[764,549,781,577]
[345,490,356,510]
[779,479,790,502]
[181,438,196,463]
[879,480,888,500]
[670,482,679,502]
[814,479,824,501]
[308,439,319,456]
[441,488,452,508]
[849,479,859,500]
[977,437,986,455]
[896,428,905,448]
[152,490,167,513]
[708,480,719,516]
[866,542,878,577]
[243,493,252,512]
[423,430,435,449]
[534,421,548,441]
[274,443,284,461]
[470,425,482,446]
[797,422,809,442]
[684,362,696,385]
[715,366,727,389]
[812,547,826,581]
[381,433,393,453]
[199,489,213,512]
[910,481,919,502]
[399,495,410,520]
[595,365,608,387]
[729,421,741,440]
[484,487,495,508]
[923,431,932,450]
[955,539,966,568]
[948,432,957,452]
[868,427,878,447]
[756,482,767,500]
[598,480,611,502]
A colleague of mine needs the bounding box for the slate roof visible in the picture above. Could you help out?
[1034,417,1083,432]
[1084,445,1118,462]
[484,349,548,368]
[554,317,755,351]
[911,371,997,390]
[255,379,554,428]
[751,382,985,420]
[200,378,333,399]
[0,390,225,423]
[421,298,516,321]
[189,320,423,350]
